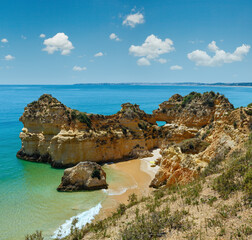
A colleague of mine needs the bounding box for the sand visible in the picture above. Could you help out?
[98,148,161,218]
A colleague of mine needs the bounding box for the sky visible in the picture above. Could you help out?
[0,0,252,84]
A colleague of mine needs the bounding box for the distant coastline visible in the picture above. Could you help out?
[74,82,252,87]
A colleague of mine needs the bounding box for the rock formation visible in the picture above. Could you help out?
[153,91,234,128]
[17,94,160,167]
[57,161,108,191]
[17,92,252,189]
[150,102,252,188]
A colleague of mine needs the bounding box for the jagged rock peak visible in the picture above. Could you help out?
[161,91,233,108]
[20,94,69,126]
[153,91,234,128]
[119,102,149,120]
[28,94,63,107]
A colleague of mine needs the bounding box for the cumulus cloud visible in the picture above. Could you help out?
[123,12,144,28]
[43,33,74,55]
[129,34,174,65]
[94,52,103,57]
[5,54,15,61]
[188,41,250,67]
[40,33,46,38]
[137,57,150,66]
[109,33,120,41]
[1,38,8,43]
[157,58,167,64]
[73,66,87,71]
[170,65,183,70]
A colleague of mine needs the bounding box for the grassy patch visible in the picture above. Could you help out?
[213,136,252,200]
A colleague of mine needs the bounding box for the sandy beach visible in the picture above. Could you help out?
[98,148,161,218]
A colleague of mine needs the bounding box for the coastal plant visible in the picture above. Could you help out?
[117,203,127,216]
[120,207,171,240]
[217,202,242,219]
[181,92,200,107]
[25,231,44,240]
[213,137,252,200]
[76,112,92,127]
[127,193,138,207]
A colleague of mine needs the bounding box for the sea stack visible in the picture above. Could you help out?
[57,161,108,191]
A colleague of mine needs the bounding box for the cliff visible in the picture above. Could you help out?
[17,92,251,178]
[17,94,160,168]
[150,103,252,188]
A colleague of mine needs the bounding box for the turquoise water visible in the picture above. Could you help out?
[0,84,251,239]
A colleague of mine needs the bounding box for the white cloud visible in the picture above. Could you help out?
[94,52,103,57]
[5,54,15,61]
[208,41,219,52]
[21,35,27,40]
[1,38,8,43]
[129,34,174,65]
[40,33,46,38]
[73,66,87,71]
[123,12,144,28]
[157,58,167,64]
[170,65,183,70]
[109,33,120,41]
[188,41,250,67]
[137,57,150,66]
[43,33,74,55]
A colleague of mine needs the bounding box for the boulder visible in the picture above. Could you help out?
[57,161,108,191]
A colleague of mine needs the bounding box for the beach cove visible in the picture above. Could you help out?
[0,84,251,239]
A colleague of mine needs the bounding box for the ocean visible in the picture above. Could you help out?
[0,84,251,240]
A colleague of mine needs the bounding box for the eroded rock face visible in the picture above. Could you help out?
[17,91,251,192]
[150,105,252,188]
[57,162,108,191]
[153,91,234,128]
[17,94,161,167]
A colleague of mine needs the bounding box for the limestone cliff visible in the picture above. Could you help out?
[17,94,160,167]
[17,91,251,188]
[150,102,252,188]
[153,91,234,128]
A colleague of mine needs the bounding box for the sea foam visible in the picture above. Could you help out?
[52,202,102,239]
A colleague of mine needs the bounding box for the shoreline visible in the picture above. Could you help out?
[94,149,161,222]
[52,149,161,239]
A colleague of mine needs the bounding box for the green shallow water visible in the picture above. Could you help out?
[0,85,251,239]
[0,159,129,240]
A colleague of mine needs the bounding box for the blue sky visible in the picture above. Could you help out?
[0,0,251,84]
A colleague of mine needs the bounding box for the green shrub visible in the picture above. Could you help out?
[76,112,91,127]
[127,193,138,207]
[120,208,187,240]
[71,110,77,120]
[181,92,200,107]
[245,109,252,115]
[213,138,252,199]
[25,231,44,240]
[117,203,127,216]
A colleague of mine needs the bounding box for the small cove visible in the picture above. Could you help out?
[0,84,251,239]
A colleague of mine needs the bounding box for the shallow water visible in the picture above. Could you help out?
[0,84,251,239]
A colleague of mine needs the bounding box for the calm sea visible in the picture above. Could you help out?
[0,84,251,239]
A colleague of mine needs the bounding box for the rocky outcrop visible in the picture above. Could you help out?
[17,91,251,192]
[150,104,252,188]
[153,91,234,128]
[17,94,161,168]
[57,161,108,191]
